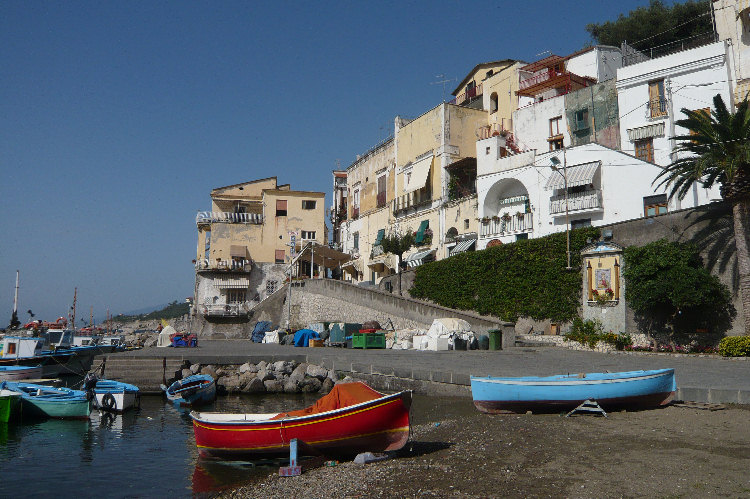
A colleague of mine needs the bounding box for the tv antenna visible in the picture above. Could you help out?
[431,74,456,103]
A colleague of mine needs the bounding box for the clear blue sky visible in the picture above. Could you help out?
[1,0,661,324]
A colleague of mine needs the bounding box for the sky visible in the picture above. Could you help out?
[1,0,663,324]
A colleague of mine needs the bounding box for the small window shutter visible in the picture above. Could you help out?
[415,220,429,244]
[275,249,286,262]
[276,199,287,210]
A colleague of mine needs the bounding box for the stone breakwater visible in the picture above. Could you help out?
[178,360,339,395]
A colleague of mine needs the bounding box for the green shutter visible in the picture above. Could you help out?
[415,220,429,245]
[374,229,385,246]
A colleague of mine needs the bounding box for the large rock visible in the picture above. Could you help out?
[257,361,268,371]
[243,377,266,393]
[283,378,299,393]
[239,362,258,374]
[200,366,217,380]
[264,380,284,393]
[300,377,322,393]
[320,377,335,393]
[327,370,340,383]
[306,365,328,379]
[238,372,255,388]
[272,361,294,374]
[190,363,202,374]
[288,363,308,384]
[218,374,241,393]
[180,368,192,379]
[257,369,274,382]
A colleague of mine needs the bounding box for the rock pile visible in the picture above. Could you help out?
[177,360,338,395]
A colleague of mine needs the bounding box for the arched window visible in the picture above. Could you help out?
[446,226,458,241]
[490,92,498,114]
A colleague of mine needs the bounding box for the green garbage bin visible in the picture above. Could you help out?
[488,329,503,350]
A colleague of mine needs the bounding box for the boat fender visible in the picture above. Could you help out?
[102,392,116,410]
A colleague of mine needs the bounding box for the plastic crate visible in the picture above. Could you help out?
[352,332,385,349]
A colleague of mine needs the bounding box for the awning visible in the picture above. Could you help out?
[230,245,247,257]
[367,255,387,273]
[342,258,363,277]
[544,161,601,190]
[292,241,352,269]
[449,239,477,256]
[404,249,435,268]
[214,277,249,289]
[402,156,432,195]
[626,122,665,141]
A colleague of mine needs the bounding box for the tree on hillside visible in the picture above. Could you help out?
[623,240,735,346]
[586,0,712,49]
[654,94,750,335]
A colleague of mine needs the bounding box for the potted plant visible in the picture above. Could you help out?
[501,212,512,222]
[591,288,615,305]
[480,216,490,223]
[491,215,501,222]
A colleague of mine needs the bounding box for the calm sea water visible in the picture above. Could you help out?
[0,391,323,498]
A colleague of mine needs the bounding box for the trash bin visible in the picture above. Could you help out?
[478,335,489,350]
[488,329,503,350]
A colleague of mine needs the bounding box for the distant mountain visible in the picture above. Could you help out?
[110,301,189,323]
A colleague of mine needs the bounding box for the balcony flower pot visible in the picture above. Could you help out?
[491,216,501,222]
[501,213,512,222]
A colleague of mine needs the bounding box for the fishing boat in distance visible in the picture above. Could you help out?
[162,374,216,407]
[470,369,676,414]
[191,381,412,460]
[0,381,91,419]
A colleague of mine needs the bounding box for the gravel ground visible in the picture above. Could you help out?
[210,394,750,499]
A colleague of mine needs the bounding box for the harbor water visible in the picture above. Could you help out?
[0,391,324,497]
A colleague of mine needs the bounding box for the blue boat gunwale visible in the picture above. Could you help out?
[470,368,675,385]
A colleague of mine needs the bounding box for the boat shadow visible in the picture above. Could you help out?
[395,440,453,458]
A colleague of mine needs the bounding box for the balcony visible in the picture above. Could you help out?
[549,189,603,215]
[196,211,263,226]
[451,83,483,106]
[392,188,432,217]
[647,98,668,118]
[519,69,561,92]
[479,213,533,238]
[199,302,251,317]
[195,259,253,272]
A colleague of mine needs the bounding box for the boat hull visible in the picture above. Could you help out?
[192,390,412,459]
[92,380,140,412]
[0,365,43,381]
[165,375,216,407]
[0,390,22,423]
[2,382,91,419]
[471,369,676,414]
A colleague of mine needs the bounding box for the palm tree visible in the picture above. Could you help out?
[654,93,750,335]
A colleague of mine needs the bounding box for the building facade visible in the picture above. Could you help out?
[193,177,325,319]
[713,0,750,105]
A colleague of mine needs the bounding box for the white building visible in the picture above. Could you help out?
[475,140,687,249]
[713,0,750,105]
[616,41,731,208]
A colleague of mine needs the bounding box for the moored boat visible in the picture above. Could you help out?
[470,368,676,414]
[0,365,43,381]
[0,388,22,423]
[87,377,140,412]
[191,381,412,460]
[162,374,216,407]
[0,381,91,419]
[0,336,80,377]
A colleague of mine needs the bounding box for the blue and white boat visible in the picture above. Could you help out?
[470,369,676,414]
[162,374,215,407]
[0,365,43,381]
[84,375,140,412]
[0,336,81,377]
[0,381,91,419]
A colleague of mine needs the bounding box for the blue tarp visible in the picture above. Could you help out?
[293,329,320,347]
[251,321,273,343]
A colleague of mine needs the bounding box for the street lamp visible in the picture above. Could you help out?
[549,151,571,270]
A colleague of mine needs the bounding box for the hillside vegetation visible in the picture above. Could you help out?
[111,300,189,323]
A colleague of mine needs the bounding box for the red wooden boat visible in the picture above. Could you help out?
[190,382,412,459]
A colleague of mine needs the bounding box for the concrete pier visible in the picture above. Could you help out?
[95,340,750,403]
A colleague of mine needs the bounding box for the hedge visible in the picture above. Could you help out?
[718,336,750,357]
[408,227,600,322]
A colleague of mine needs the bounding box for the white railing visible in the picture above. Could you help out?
[200,302,251,317]
[479,213,533,238]
[196,212,263,224]
[549,189,602,215]
[195,259,253,271]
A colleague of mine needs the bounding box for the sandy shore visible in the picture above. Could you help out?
[217,394,750,498]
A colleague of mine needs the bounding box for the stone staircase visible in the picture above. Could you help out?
[92,355,185,394]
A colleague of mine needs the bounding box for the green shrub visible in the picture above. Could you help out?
[718,336,750,357]
[409,227,600,322]
[563,318,632,350]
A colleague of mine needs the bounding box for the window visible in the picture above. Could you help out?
[276,199,287,217]
[486,70,493,79]
[227,290,246,304]
[574,108,589,131]
[486,146,491,155]
[301,230,316,240]
[302,200,316,210]
[275,249,286,264]
[464,219,470,230]
[634,138,654,163]
[515,233,529,241]
[549,116,563,150]
[648,80,667,118]
[377,174,386,208]
[644,194,668,217]
[353,232,359,250]
[266,280,277,295]
[571,219,591,229]
[490,92,498,113]
[7,342,15,355]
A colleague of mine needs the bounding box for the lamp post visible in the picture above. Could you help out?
[549,150,571,270]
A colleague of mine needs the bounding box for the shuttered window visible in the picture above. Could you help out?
[276,200,287,217]
[275,249,286,263]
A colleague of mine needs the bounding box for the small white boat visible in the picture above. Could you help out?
[84,375,140,412]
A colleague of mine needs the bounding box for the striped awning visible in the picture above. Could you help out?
[449,239,477,256]
[404,249,435,268]
[626,122,665,142]
[544,161,601,190]
[214,277,249,289]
